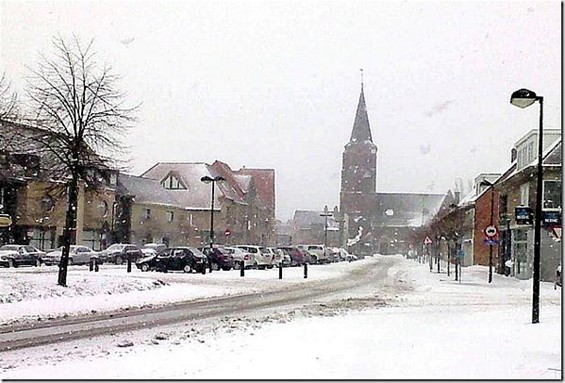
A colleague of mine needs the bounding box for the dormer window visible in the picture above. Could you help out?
[161,174,186,190]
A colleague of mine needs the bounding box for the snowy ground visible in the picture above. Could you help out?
[0,255,561,380]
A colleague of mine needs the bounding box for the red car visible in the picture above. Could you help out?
[277,246,306,266]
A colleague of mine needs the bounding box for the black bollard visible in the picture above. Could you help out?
[202,263,206,274]
[89,259,94,272]
[94,258,99,272]
[127,258,132,273]
[240,260,245,277]
[209,261,213,274]
[279,262,283,279]
[304,263,308,279]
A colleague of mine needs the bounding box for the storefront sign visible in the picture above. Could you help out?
[515,206,533,225]
[542,209,562,227]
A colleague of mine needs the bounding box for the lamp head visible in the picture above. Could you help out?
[200,175,213,183]
[510,88,539,108]
[479,180,493,187]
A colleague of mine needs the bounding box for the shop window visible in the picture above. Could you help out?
[543,180,562,209]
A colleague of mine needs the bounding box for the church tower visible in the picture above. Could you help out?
[339,80,378,219]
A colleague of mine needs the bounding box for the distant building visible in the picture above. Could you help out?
[339,84,446,257]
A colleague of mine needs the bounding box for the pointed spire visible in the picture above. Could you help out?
[349,73,373,143]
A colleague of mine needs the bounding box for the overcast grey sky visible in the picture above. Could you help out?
[1,1,561,221]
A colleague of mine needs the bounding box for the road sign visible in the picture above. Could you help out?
[224,228,231,237]
[0,214,12,228]
[424,236,432,245]
[483,238,499,245]
[484,225,498,237]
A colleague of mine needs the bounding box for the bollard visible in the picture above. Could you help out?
[304,263,308,279]
[279,262,283,279]
[209,261,213,273]
[240,260,245,277]
[94,258,99,272]
[89,259,94,272]
[201,262,206,274]
[127,258,132,273]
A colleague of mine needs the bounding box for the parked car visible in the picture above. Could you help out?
[99,243,143,265]
[235,245,273,269]
[270,247,290,267]
[297,244,327,264]
[278,246,306,266]
[199,246,235,271]
[0,244,46,267]
[43,245,100,266]
[223,246,254,269]
[142,243,167,255]
[346,252,358,262]
[137,247,207,273]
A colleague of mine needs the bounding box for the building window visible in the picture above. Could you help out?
[167,211,174,222]
[520,183,529,206]
[143,208,151,220]
[543,180,562,209]
[161,175,186,190]
[98,200,109,217]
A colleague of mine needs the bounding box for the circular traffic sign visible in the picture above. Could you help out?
[224,228,231,237]
[485,225,498,237]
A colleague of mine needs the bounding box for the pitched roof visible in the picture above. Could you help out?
[372,192,446,227]
[210,160,247,205]
[293,210,339,230]
[141,162,220,210]
[117,173,180,207]
[235,167,275,211]
[349,86,374,144]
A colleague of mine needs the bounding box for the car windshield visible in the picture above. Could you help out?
[106,244,126,251]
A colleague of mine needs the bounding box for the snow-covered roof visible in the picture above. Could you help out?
[141,162,220,210]
[117,173,180,208]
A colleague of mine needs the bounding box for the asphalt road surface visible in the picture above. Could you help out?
[0,256,402,352]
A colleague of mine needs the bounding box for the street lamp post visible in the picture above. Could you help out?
[510,88,544,324]
[201,175,225,251]
[480,180,495,283]
[320,205,332,261]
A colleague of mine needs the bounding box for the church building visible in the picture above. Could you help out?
[339,82,446,257]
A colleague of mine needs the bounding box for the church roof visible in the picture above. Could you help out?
[372,192,447,227]
[349,86,374,144]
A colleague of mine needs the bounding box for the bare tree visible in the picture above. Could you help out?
[25,35,137,286]
[0,72,19,121]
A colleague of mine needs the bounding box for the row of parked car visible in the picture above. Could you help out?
[0,242,358,272]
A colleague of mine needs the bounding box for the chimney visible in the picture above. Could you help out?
[511,147,517,162]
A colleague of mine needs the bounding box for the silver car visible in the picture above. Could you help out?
[43,245,99,266]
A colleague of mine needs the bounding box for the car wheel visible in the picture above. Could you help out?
[68,258,73,266]
[141,264,149,272]
[183,264,192,273]
[115,256,124,265]
[35,258,42,267]
[234,262,241,270]
[8,259,15,268]
[311,256,317,264]
[212,262,220,271]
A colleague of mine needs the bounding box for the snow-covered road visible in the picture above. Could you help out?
[0,255,561,380]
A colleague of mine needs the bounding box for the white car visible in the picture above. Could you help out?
[223,246,254,269]
[43,245,99,266]
[235,245,273,269]
[297,244,328,264]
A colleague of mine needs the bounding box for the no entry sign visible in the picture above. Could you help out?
[484,225,498,237]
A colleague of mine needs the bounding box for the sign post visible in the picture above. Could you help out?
[424,237,433,272]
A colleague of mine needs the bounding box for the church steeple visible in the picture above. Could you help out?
[349,80,373,143]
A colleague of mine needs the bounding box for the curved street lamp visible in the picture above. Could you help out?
[510,88,543,324]
[201,175,225,250]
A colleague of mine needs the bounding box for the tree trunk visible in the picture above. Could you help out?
[57,175,78,287]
